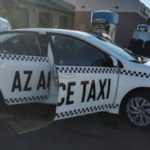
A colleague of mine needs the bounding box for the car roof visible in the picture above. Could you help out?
[13,28,92,40]
[12,28,121,59]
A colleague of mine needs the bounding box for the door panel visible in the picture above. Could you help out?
[0,54,50,105]
[0,32,50,105]
[49,34,119,120]
[55,66,118,120]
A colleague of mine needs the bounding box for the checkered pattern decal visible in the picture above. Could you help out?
[56,66,118,74]
[55,104,119,119]
[119,69,150,78]
[4,95,48,104]
[56,66,150,78]
[0,54,49,62]
[1,54,148,78]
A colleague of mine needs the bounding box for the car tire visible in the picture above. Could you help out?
[124,93,150,128]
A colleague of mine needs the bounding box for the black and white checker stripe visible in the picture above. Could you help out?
[4,95,48,104]
[0,54,49,62]
[55,104,119,119]
[119,69,150,78]
[56,66,150,78]
[56,66,118,74]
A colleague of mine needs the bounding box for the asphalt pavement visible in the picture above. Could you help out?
[0,113,150,150]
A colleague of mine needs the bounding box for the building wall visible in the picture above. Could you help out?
[74,11,92,31]
[7,8,29,28]
[116,12,146,46]
[64,0,150,17]
[64,0,150,46]
[0,0,75,29]
[74,11,146,46]
[64,0,140,12]
[0,1,9,19]
[15,3,74,29]
[28,9,39,28]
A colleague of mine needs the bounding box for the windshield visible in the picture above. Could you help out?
[91,35,140,62]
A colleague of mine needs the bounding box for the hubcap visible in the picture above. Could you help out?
[127,97,150,127]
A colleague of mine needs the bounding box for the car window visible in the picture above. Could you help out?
[51,34,113,67]
[0,32,41,56]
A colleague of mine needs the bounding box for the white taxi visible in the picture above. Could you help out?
[0,28,150,129]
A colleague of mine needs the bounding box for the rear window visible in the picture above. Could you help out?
[0,32,41,56]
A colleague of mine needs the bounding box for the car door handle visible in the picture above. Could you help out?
[61,74,77,79]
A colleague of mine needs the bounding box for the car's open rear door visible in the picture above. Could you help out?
[0,34,59,134]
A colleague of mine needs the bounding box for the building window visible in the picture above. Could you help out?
[0,32,41,56]
[59,16,70,29]
[39,12,51,27]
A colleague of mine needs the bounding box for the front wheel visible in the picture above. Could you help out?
[124,94,150,128]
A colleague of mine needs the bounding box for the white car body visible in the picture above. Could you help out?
[0,28,150,130]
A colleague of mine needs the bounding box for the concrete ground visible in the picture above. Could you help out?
[0,113,150,150]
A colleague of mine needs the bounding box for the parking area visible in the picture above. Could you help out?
[0,113,150,150]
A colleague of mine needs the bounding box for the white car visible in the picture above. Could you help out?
[0,28,150,130]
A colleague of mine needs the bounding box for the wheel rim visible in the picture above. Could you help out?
[126,97,150,127]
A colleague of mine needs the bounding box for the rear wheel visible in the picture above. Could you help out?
[124,94,150,128]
